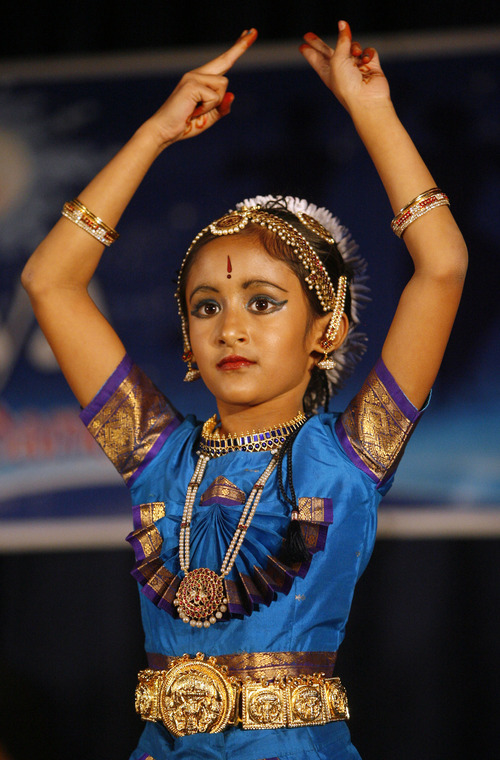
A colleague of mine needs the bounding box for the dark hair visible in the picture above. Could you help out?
[177,199,353,413]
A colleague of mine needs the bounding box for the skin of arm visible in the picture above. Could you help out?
[300,21,468,409]
[21,30,257,408]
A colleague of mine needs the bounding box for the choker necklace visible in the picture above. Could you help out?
[174,412,307,628]
[199,411,307,457]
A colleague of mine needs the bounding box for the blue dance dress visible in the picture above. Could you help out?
[81,354,426,760]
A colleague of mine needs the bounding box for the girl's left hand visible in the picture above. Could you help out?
[299,20,391,113]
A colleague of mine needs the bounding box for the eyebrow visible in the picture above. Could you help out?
[242,279,288,292]
[188,284,219,301]
[188,279,288,302]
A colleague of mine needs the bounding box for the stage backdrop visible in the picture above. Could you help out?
[1,31,499,550]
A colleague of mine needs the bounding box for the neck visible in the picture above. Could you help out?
[216,398,306,437]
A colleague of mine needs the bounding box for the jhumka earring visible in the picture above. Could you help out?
[182,349,201,383]
[317,352,336,371]
[180,313,200,382]
[316,274,347,371]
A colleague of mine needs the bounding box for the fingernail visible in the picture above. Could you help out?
[338,20,346,31]
[220,92,234,114]
[239,29,248,38]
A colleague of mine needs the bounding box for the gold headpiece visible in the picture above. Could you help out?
[175,206,347,382]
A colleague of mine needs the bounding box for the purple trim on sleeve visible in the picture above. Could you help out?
[335,422,378,483]
[79,353,133,426]
[375,356,424,421]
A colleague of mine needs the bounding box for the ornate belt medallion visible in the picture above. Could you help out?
[135,653,237,737]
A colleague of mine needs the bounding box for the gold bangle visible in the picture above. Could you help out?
[61,198,119,247]
[395,187,441,216]
[391,189,450,238]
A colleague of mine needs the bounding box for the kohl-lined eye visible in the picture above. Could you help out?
[190,299,220,318]
[248,295,287,313]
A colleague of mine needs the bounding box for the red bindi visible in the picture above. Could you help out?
[227,255,232,278]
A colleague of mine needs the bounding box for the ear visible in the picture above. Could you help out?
[310,312,350,355]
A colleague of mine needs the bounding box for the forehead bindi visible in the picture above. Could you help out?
[188,236,297,286]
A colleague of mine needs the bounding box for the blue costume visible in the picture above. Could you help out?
[81,353,425,760]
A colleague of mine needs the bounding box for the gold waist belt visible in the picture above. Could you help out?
[135,651,349,737]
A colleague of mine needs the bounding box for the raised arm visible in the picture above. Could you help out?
[300,21,467,409]
[21,30,258,408]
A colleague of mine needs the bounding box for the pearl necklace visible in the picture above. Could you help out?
[174,413,306,628]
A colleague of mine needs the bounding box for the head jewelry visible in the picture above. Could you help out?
[175,195,369,407]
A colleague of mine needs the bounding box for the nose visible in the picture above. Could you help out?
[216,306,248,346]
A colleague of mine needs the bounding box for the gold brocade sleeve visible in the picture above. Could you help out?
[336,358,424,486]
[81,356,180,486]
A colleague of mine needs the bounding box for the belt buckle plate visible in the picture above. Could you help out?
[136,653,236,737]
[241,680,287,730]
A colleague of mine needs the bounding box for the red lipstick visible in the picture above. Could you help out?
[217,355,255,371]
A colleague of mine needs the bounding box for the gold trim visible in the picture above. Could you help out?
[200,476,246,505]
[86,364,177,483]
[137,502,166,528]
[340,366,414,482]
[298,496,328,522]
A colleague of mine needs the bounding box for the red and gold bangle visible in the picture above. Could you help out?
[391,188,450,238]
[61,198,119,247]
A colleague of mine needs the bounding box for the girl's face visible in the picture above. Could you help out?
[185,235,332,421]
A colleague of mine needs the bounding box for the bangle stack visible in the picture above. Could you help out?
[61,198,119,247]
[391,188,450,238]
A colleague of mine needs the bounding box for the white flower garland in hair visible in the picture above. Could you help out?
[237,195,370,402]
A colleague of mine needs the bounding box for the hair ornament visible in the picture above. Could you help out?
[237,196,370,400]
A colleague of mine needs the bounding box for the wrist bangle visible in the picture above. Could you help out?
[391,188,450,238]
[61,199,119,247]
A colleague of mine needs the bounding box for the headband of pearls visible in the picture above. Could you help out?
[175,195,370,404]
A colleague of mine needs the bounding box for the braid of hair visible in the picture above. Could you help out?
[277,428,311,564]
[321,370,331,413]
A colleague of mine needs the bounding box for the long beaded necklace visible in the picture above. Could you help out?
[173,412,307,628]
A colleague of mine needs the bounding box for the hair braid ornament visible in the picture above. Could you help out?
[175,195,369,407]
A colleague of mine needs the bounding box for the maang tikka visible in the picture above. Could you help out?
[175,201,350,383]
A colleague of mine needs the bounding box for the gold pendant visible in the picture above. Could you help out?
[174,568,228,628]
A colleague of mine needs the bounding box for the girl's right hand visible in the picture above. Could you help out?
[145,29,258,149]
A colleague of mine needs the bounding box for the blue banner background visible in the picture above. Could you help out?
[1,48,499,529]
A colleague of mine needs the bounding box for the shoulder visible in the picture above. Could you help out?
[335,356,429,488]
[80,353,185,487]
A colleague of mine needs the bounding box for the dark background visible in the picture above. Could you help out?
[2,0,500,59]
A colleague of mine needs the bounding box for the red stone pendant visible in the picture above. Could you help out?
[174,568,228,628]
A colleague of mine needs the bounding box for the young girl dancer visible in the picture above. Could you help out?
[22,21,467,760]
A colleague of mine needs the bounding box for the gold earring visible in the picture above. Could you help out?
[182,350,201,382]
[317,351,335,371]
